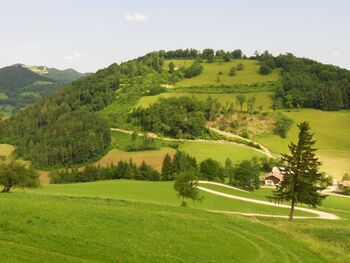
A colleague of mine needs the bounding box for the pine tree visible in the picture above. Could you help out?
[161,154,174,181]
[270,122,329,221]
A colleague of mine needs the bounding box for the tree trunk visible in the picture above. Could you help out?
[2,185,10,193]
[289,197,295,221]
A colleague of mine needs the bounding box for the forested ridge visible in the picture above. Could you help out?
[1,49,350,167]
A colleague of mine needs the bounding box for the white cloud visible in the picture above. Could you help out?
[332,50,340,56]
[125,13,148,22]
[74,52,82,57]
[64,56,73,60]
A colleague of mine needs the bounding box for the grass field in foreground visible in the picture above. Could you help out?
[1,191,341,263]
[136,91,273,110]
[1,179,348,262]
[165,59,281,86]
[254,109,350,178]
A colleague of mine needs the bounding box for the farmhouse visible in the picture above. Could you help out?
[264,167,285,186]
[340,180,350,188]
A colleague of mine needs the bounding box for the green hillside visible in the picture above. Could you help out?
[166,59,281,86]
[0,180,349,262]
[0,64,84,116]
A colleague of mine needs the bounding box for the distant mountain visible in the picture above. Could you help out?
[0,64,86,116]
[25,65,88,84]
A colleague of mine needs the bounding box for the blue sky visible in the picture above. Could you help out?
[1,0,349,72]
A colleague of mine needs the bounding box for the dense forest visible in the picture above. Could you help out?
[1,49,350,167]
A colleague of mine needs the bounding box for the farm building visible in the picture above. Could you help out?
[340,180,350,188]
[264,167,285,186]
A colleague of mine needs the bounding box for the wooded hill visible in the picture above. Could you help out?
[0,64,85,115]
[0,49,349,167]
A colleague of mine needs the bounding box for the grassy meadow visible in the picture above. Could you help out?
[0,180,349,262]
[254,109,350,178]
[178,141,265,164]
[165,59,281,86]
[136,91,274,110]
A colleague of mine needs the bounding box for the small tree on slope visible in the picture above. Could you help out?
[0,161,39,193]
[270,121,329,221]
[174,169,203,207]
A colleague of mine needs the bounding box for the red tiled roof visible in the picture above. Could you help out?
[341,180,350,187]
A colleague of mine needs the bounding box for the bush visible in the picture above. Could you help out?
[259,63,272,75]
[273,113,293,138]
[236,63,244,71]
[228,67,236,76]
[183,62,203,78]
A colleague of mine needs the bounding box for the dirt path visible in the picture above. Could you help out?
[198,181,340,220]
[110,127,272,157]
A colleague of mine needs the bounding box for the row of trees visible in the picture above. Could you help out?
[50,159,161,183]
[157,49,244,62]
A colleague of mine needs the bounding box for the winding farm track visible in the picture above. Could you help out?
[198,181,340,220]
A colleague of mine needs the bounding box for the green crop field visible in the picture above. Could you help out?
[1,180,349,262]
[254,109,350,178]
[166,59,281,86]
[136,91,274,110]
[179,141,265,164]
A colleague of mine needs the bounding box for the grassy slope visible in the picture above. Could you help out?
[166,59,281,86]
[254,109,350,178]
[178,141,264,164]
[137,91,273,110]
[0,192,328,263]
[27,180,311,216]
[1,180,349,262]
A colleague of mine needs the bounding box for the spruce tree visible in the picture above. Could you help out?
[161,154,174,181]
[270,122,328,221]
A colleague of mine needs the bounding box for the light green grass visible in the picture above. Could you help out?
[254,109,350,178]
[137,91,273,110]
[27,180,311,216]
[179,141,265,164]
[167,59,281,86]
[2,187,341,263]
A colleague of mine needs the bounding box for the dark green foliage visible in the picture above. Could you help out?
[202,49,215,63]
[199,158,225,182]
[270,122,329,221]
[183,62,203,78]
[50,159,160,184]
[228,67,236,76]
[273,113,293,138]
[161,153,174,181]
[174,169,202,207]
[231,159,260,191]
[236,63,244,71]
[0,53,172,167]
[232,49,243,59]
[259,63,272,75]
[0,161,39,192]
[172,151,198,174]
[273,53,350,110]
[131,97,210,139]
